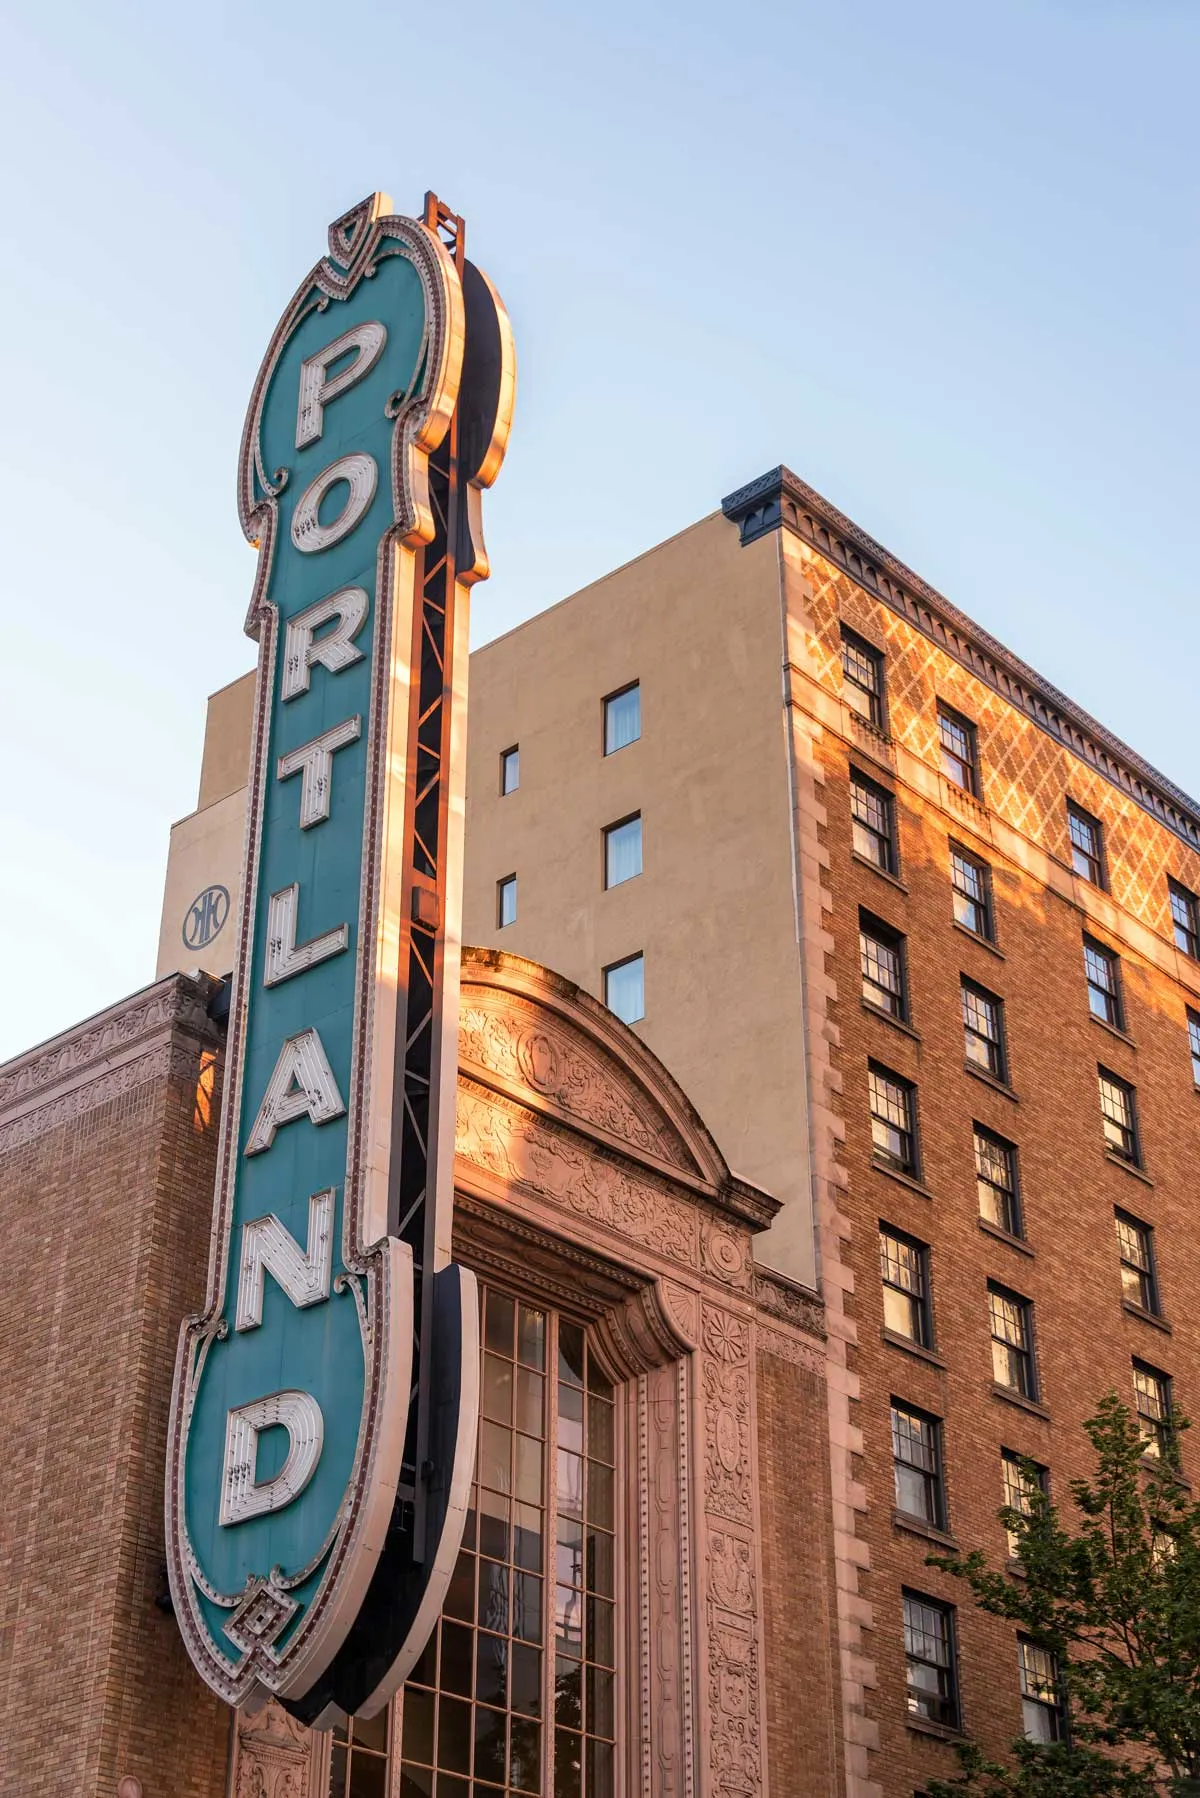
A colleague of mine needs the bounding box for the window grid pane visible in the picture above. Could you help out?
[891,1404,944,1527]
[938,707,977,794]
[603,685,640,755]
[903,1594,958,1728]
[962,981,1005,1079]
[869,1064,915,1174]
[879,1228,929,1345]
[1170,881,1200,958]
[400,1291,616,1797]
[1189,1012,1200,1086]
[1019,1638,1062,1743]
[1069,803,1104,885]
[860,917,905,1018]
[603,816,642,889]
[1098,1069,1137,1162]
[975,1128,1019,1236]
[842,632,883,728]
[1134,1362,1172,1460]
[950,846,991,938]
[1083,939,1122,1027]
[989,1285,1034,1397]
[1001,1452,1045,1559]
[1115,1212,1156,1313]
[850,774,895,873]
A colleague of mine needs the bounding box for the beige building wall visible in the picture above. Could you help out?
[158,514,822,1285]
[462,511,817,1284]
[156,673,254,981]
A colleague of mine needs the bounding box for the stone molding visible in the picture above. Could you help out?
[723,465,1200,853]
[0,974,221,1154]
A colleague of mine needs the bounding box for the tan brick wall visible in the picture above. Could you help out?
[0,981,231,1798]
[757,1346,845,1795]
[802,541,1200,1794]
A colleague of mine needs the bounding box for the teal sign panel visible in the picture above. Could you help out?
[165,193,510,1712]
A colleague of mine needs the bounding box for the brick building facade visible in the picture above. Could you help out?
[0,951,837,1797]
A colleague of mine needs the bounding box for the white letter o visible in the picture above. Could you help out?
[291,453,378,554]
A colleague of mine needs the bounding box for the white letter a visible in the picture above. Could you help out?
[244,1027,345,1156]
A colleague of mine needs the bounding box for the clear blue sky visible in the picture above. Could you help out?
[0,0,1195,1061]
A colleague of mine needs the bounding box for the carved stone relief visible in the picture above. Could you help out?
[229,1701,318,1798]
[455,1082,698,1268]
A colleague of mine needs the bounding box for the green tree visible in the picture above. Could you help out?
[924,1394,1200,1798]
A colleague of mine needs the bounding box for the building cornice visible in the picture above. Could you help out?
[0,973,222,1153]
[722,466,1200,854]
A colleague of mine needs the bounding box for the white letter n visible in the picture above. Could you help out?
[235,1188,335,1331]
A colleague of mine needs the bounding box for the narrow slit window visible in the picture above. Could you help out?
[603,683,640,755]
[500,745,520,795]
[497,875,518,929]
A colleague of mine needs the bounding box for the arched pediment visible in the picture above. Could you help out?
[457,948,777,1231]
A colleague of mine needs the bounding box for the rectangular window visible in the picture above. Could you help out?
[850,770,897,874]
[950,843,993,940]
[1116,1210,1159,1314]
[1170,879,1200,958]
[1001,1451,1047,1559]
[497,875,518,929]
[860,911,907,1020]
[989,1283,1036,1398]
[868,1063,917,1176]
[500,745,520,795]
[399,1285,618,1798]
[1098,1068,1139,1164]
[962,979,1007,1081]
[880,1226,932,1348]
[1068,801,1106,887]
[1189,1011,1200,1086]
[841,629,885,729]
[975,1127,1020,1237]
[891,1402,945,1528]
[603,814,643,889]
[603,683,640,755]
[331,1712,391,1794]
[1019,1637,1063,1743]
[903,1592,959,1729]
[1084,937,1124,1029]
[938,703,979,795]
[603,953,644,1025]
[1133,1360,1173,1461]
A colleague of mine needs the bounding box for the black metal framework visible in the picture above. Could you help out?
[1098,1067,1140,1164]
[902,1592,959,1729]
[1067,801,1106,887]
[949,842,993,940]
[1116,1210,1159,1315]
[962,979,1007,1081]
[891,1402,945,1528]
[868,1063,918,1175]
[1133,1360,1174,1462]
[1169,878,1200,959]
[989,1283,1036,1399]
[975,1126,1021,1237]
[851,769,897,874]
[330,1712,390,1794]
[1083,937,1124,1029]
[1001,1450,1047,1559]
[879,1225,932,1348]
[859,910,907,1020]
[841,627,885,729]
[937,703,979,796]
[1018,1638,1064,1743]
